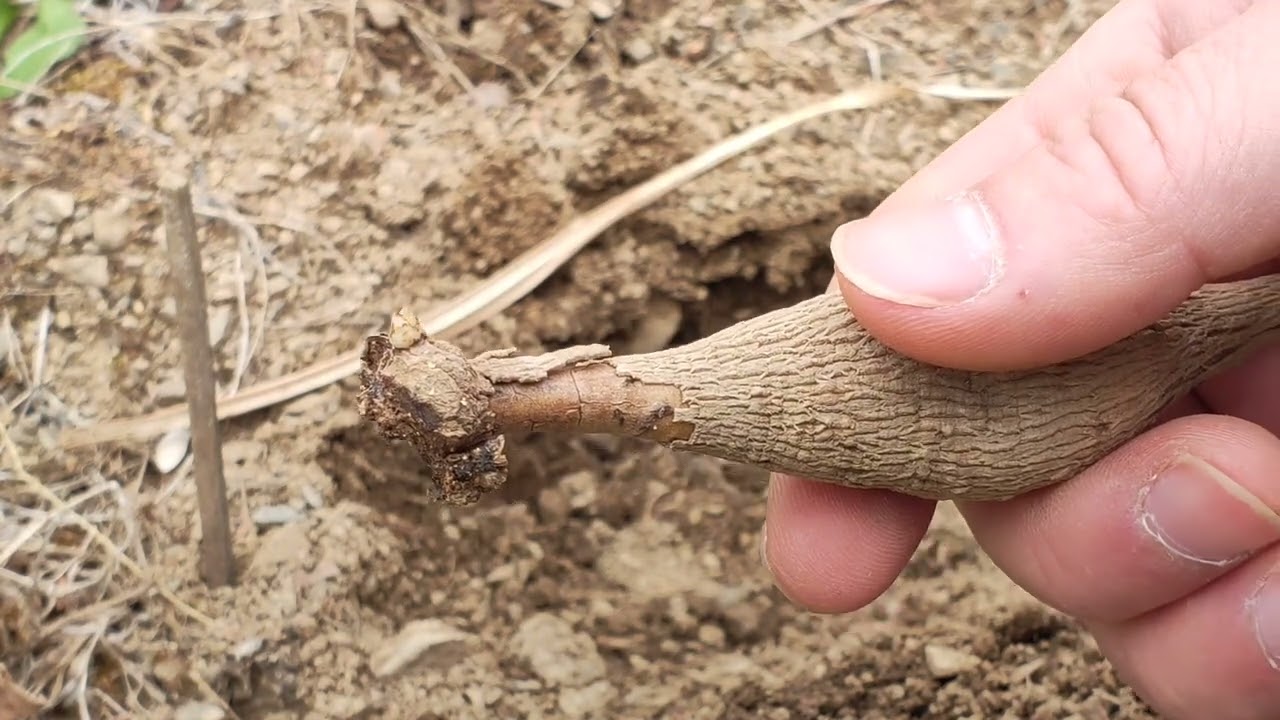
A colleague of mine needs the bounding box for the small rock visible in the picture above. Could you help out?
[151,427,191,474]
[301,484,325,509]
[485,563,516,584]
[232,637,264,659]
[558,680,615,718]
[48,255,109,288]
[31,188,76,225]
[721,601,767,644]
[511,613,606,687]
[923,644,980,679]
[32,225,56,245]
[70,215,93,240]
[364,0,401,29]
[559,470,597,509]
[622,37,655,64]
[539,0,574,8]
[370,619,472,677]
[173,702,225,720]
[90,206,131,249]
[471,81,511,111]
[597,521,720,599]
[319,216,344,234]
[536,486,571,525]
[697,623,726,648]
[683,31,712,62]
[378,69,403,97]
[249,522,310,571]
[2,232,27,257]
[252,504,305,526]
[588,0,615,20]
[151,652,188,688]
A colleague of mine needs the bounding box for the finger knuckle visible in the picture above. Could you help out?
[1123,57,1224,265]
[1038,55,1219,277]
[1033,107,1157,233]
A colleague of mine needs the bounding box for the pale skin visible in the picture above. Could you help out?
[762,1,1280,717]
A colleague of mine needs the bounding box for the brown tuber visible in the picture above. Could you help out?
[357,275,1280,505]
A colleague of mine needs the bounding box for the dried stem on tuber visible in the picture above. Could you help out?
[359,275,1280,505]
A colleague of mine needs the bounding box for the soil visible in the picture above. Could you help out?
[0,0,1158,718]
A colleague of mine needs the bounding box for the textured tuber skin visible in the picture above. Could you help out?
[358,276,1280,505]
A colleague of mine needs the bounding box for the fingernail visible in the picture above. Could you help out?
[1249,572,1280,670]
[1140,456,1280,566]
[831,191,1003,307]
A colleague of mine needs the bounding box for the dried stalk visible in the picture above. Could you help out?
[160,171,236,589]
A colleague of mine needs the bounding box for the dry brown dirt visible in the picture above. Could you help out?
[1,0,1159,717]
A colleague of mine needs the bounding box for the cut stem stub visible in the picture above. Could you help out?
[358,310,692,504]
[358,276,1280,506]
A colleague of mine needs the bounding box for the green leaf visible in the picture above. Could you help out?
[0,0,88,100]
[0,1,19,42]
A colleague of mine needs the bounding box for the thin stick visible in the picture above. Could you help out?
[160,171,236,589]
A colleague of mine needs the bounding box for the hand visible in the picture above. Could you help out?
[762,1,1280,717]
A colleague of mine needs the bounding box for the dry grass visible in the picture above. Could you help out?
[1,362,218,717]
[1,406,155,717]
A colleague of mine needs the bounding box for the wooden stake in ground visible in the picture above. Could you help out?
[359,276,1280,506]
[161,170,236,588]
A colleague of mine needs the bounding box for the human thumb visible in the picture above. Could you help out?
[829,3,1280,372]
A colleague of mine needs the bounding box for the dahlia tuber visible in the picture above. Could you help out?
[358,275,1280,505]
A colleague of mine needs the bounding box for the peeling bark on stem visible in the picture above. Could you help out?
[358,276,1280,506]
